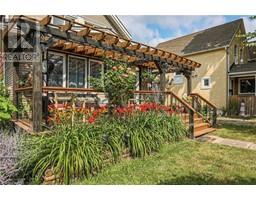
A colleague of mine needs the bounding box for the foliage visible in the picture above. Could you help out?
[141,70,158,83]
[19,102,187,184]
[0,133,23,185]
[0,78,17,129]
[227,98,239,116]
[19,123,104,184]
[238,16,256,46]
[90,58,137,106]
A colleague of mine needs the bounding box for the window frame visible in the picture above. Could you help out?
[201,76,211,90]
[47,51,66,87]
[238,77,256,95]
[67,55,87,88]
[88,59,104,88]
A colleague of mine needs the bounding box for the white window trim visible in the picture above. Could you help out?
[238,77,256,95]
[67,55,88,88]
[48,51,66,87]
[201,76,211,90]
[88,59,104,87]
[173,72,183,85]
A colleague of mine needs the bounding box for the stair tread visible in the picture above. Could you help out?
[194,122,210,128]
[195,128,216,137]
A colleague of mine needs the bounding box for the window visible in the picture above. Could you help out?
[239,78,255,94]
[234,45,239,65]
[201,76,211,89]
[239,47,244,63]
[68,56,87,88]
[47,53,65,87]
[88,59,103,87]
[173,72,183,85]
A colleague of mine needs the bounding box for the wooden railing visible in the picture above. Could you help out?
[229,95,256,116]
[14,87,199,138]
[189,93,217,127]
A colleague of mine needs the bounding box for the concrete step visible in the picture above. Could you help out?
[195,128,216,137]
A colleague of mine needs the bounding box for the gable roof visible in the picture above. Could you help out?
[230,62,256,74]
[79,15,132,39]
[157,19,244,56]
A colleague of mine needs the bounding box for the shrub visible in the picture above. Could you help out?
[90,59,137,107]
[227,98,239,116]
[0,78,17,129]
[0,133,23,185]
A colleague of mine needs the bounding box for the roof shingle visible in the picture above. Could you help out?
[156,19,243,56]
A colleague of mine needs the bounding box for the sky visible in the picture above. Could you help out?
[118,15,256,46]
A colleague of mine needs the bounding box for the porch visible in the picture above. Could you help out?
[4,15,216,138]
[229,62,256,116]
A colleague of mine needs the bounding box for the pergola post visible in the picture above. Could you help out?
[185,72,194,139]
[32,32,43,133]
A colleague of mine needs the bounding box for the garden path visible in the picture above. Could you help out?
[198,135,256,150]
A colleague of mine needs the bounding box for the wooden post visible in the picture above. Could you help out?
[186,73,192,95]
[159,70,166,104]
[32,32,43,132]
[185,72,194,138]
[212,107,217,127]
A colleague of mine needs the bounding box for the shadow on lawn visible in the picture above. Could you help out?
[158,172,256,185]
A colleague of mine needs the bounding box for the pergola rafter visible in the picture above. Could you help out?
[14,15,200,73]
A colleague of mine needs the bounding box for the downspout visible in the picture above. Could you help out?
[225,46,230,109]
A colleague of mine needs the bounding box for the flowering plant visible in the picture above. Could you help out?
[90,59,137,107]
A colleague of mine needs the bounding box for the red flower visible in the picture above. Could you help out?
[88,117,96,124]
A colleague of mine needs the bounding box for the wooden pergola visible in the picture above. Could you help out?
[5,15,201,133]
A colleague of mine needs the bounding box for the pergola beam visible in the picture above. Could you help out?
[16,17,201,73]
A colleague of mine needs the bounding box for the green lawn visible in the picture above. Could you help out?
[213,124,256,143]
[77,140,256,185]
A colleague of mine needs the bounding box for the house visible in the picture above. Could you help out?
[157,19,256,116]
[1,15,212,138]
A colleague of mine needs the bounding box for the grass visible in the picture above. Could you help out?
[77,140,256,185]
[213,124,256,143]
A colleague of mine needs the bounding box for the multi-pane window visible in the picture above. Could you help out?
[88,60,103,87]
[239,78,255,94]
[47,53,65,87]
[68,56,86,88]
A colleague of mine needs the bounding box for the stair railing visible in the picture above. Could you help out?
[189,93,217,127]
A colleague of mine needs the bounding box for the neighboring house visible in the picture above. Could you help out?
[157,19,256,115]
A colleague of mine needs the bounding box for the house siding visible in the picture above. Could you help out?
[166,49,227,109]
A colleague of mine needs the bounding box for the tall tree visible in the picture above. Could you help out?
[240,16,256,46]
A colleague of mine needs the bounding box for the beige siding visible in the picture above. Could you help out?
[228,24,249,67]
[166,49,227,109]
